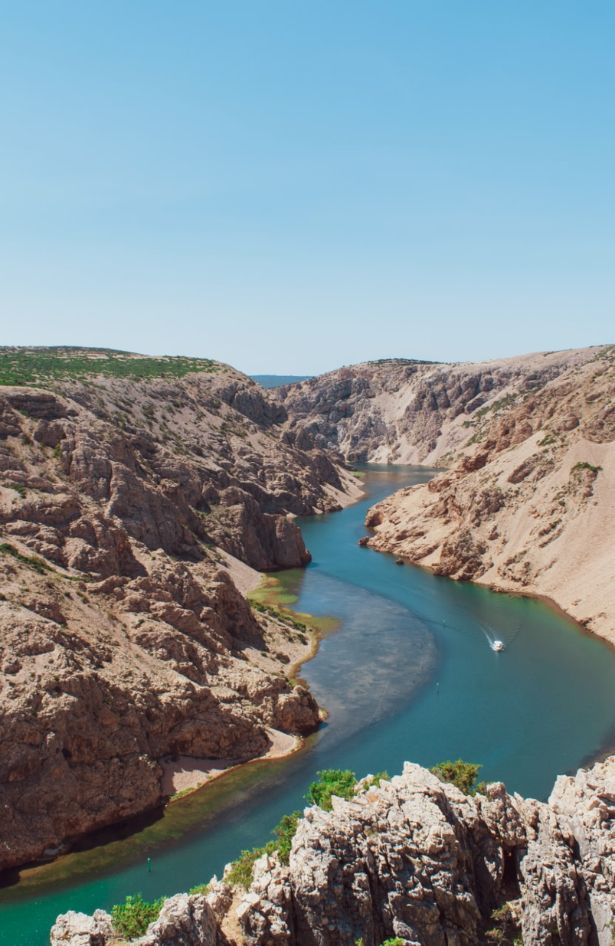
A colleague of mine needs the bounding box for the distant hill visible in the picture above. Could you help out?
[251,374,312,388]
[0,346,218,385]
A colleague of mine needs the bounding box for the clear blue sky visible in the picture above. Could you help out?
[1,2,613,374]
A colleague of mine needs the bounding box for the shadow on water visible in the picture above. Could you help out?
[2,465,615,946]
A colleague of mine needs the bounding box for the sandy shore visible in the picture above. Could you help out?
[163,728,300,798]
[219,549,263,595]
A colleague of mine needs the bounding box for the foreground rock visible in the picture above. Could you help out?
[51,755,615,946]
[364,346,615,644]
[0,349,361,872]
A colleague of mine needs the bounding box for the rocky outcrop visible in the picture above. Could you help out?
[0,350,361,873]
[51,755,615,946]
[279,348,603,465]
[364,346,615,644]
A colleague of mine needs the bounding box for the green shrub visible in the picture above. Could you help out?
[273,811,301,865]
[0,542,51,575]
[430,759,484,795]
[110,893,166,939]
[306,769,357,810]
[381,938,405,945]
[226,809,303,887]
[485,902,522,945]
[571,461,602,475]
[188,882,210,895]
[362,771,390,790]
[3,482,26,497]
[226,843,276,889]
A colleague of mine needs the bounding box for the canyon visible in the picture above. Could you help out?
[1,344,614,945]
[0,348,360,872]
[280,345,615,644]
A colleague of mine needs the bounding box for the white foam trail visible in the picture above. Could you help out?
[479,622,496,646]
[479,623,506,652]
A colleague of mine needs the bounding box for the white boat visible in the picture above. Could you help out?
[491,640,505,652]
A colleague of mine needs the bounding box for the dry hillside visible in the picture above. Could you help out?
[280,347,604,464]
[364,346,615,643]
[0,348,359,871]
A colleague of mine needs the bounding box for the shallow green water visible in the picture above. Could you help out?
[2,465,615,945]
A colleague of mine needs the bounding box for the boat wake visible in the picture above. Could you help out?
[479,622,517,653]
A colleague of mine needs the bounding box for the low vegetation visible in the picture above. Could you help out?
[226,845,272,889]
[0,542,52,575]
[225,808,303,889]
[2,481,26,497]
[486,902,523,945]
[273,811,302,865]
[362,770,390,790]
[0,541,91,584]
[111,893,166,939]
[0,347,217,386]
[306,769,357,810]
[188,882,210,895]
[248,574,338,636]
[430,759,485,795]
[250,599,310,635]
[473,393,517,420]
[571,461,602,475]
[225,769,394,889]
[356,940,404,946]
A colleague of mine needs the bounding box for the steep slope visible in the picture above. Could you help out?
[51,755,615,946]
[280,347,603,464]
[365,347,615,643]
[0,348,360,871]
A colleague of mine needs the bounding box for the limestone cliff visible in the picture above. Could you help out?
[279,347,603,465]
[364,346,615,644]
[50,755,615,946]
[0,348,360,872]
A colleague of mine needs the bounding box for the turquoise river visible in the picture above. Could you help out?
[2,466,615,945]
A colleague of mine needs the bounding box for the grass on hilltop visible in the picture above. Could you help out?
[0,347,217,386]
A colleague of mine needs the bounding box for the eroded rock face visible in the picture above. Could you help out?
[363,347,615,644]
[0,358,361,872]
[279,349,603,466]
[50,756,615,946]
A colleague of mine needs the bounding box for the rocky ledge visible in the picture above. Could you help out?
[51,755,615,946]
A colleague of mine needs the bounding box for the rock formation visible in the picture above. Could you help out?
[279,348,604,465]
[364,346,615,644]
[0,348,360,872]
[50,755,615,946]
